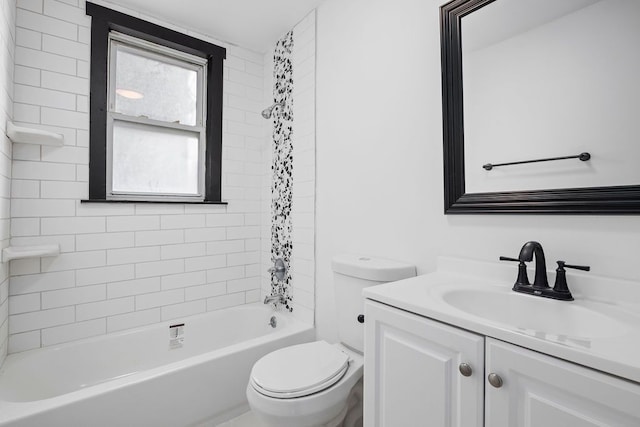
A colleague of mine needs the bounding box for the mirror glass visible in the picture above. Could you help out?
[461,0,640,194]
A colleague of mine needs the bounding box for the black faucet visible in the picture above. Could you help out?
[517,241,549,289]
[501,241,590,301]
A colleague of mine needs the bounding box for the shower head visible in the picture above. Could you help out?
[261,101,284,119]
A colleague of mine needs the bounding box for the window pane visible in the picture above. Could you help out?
[114,45,199,126]
[112,121,200,196]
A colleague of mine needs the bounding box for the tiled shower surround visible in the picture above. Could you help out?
[262,12,316,325]
[0,0,15,367]
[5,0,267,353]
[0,0,316,355]
[269,30,294,311]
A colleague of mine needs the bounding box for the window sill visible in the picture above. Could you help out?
[81,199,228,205]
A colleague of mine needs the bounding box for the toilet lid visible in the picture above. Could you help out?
[250,341,350,399]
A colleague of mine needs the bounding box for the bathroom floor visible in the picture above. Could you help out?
[217,411,268,427]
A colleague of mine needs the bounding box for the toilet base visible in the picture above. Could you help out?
[341,378,363,427]
[249,377,363,427]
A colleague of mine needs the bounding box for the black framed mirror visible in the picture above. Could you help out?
[441,0,640,214]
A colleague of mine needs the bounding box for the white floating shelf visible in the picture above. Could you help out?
[3,244,61,262]
[6,121,64,146]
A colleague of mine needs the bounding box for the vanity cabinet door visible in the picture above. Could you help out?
[364,300,484,427]
[486,338,640,427]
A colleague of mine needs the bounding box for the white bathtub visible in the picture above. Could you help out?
[0,304,314,427]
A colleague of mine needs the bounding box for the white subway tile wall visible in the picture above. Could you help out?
[7,0,270,352]
[0,0,15,367]
[290,11,316,325]
[260,50,273,316]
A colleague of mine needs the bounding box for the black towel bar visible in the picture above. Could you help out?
[483,152,591,171]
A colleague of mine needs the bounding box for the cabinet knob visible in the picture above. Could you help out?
[488,373,503,388]
[458,363,473,377]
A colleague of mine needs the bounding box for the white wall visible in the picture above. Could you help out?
[315,0,640,342]
[8,0,267,352]
[0,0,15,366]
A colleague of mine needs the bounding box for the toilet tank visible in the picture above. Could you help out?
[332,254,416,353]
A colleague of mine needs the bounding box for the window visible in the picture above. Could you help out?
[108,34,206,200]
[86,3,226,203]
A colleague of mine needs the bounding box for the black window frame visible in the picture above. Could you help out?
[86,2,226,204]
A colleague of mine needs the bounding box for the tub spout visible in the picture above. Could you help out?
[264,293,284,305]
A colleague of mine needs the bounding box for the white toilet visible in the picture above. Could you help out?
[246,254,416,427]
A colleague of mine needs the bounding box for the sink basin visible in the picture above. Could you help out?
[438,286,628,339]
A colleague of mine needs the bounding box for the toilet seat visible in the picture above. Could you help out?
[250,341,350,399]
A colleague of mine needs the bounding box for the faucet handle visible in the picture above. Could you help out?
[561,262,590,272]
[268,258,287,282]
[553,261,590,299]
[499,256,530,288]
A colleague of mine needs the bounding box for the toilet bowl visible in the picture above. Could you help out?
[246,341,363,427]
[247,254,416,427]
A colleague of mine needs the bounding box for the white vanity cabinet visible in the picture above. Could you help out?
[363,300,485,427]
[486,338,640,427]
[364,300,640,427]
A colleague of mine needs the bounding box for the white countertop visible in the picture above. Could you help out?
[363,257,640,384]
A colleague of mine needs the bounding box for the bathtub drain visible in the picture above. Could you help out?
[269,316,277,328]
